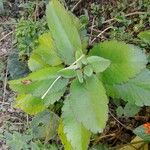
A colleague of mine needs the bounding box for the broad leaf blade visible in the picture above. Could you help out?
[9,67,68,106]
[62,100,91,150]
[90,41,147,84]
[28,52,49,71]
[28,32,62,71]
[106,69,150,106]
[46,0,82,64]
[69,76,109,133]
[15,94,45,115]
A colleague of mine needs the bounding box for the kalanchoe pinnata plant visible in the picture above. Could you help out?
[9,0,150,149]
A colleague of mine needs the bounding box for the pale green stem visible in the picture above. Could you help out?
[41,76,61,99]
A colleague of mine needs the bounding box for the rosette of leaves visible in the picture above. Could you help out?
[9,0,149,149]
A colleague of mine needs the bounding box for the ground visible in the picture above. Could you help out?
[0,0,150,149]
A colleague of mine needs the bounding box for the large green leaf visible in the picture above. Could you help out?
[69,75,108,133]
[9,67,68,106]
[90,41,147,84]
[46,0,82,64]
[28,32,62,71]
[15,94,45,115]
[62,100,91,150]
[106,69,150,106]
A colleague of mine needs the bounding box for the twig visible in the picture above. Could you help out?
[0,31,13,42]
[91,26,113,44]
[109,111,132,131]
[89,16,96,45]
[103,11,147,24]
[2,63,8,102]
[92,133,116,146]
[26,114,29,126]
[71,0,82,12]
[0,101,10,105]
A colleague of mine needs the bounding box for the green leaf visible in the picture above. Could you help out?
[28,52,49,71]
[90,40,147,84]
[83,65,93,77]
[87,56,110,73]
[58,69,76,78]
[123,103,140,117]
[69,13,89,51]
[106,69,150,106]
[31,110,59,142]
[9,67,68,106]
[15,94,45,115]
[62,100,91,150]
[69,75,108,133]
[58,121,73,150]
[134,125,150,142]
[116,103,140,118]
[46,0,82,64]
[138,30,150,43]
[28,32,62,71]
[76,70,84,83]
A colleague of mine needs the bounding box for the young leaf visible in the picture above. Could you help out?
[15,94,46,115]
[58,69,76,78]
[62,100,91,150]
[87,56,110,73]
[69,75,108,133]
[123,103,140,117]
[83,65,93,77]
[116,103,140,118]
[46,0,82,64]
[28,32,62,71]
[76,70,84,83]
[138,30,150,43]
[90,40,147,84]
[106,69,150,106]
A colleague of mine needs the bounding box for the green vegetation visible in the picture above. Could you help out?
[1,0,150,149]
[6,0,150,149]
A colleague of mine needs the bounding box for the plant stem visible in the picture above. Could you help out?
[41,76,61,99]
